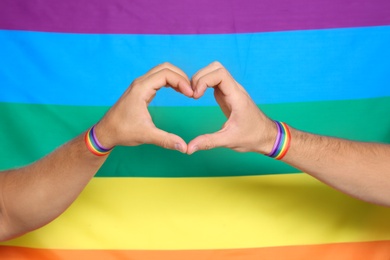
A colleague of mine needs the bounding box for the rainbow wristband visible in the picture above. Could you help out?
[84,125,113,156]
[266,121,291,160]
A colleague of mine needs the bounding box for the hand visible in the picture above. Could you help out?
[187,62,276,155]
[94,63,193,153]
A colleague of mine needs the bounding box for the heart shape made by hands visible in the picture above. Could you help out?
[147,62,273,155]
[97,62,272,156]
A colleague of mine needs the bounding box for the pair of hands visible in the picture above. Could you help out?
[95,62,276,155]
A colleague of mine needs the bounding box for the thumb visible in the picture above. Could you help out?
[148,128,188,153]
[187,131,227,155]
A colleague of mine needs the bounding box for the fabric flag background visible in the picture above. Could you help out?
[1,0,390,259]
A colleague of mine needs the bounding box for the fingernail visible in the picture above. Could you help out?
[175,143,184,153]
[192,145,199,153]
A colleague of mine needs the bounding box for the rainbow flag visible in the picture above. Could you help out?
[1,0,390,259]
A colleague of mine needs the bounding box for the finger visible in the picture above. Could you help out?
[193,66,237,100]
[147,127,188,153]
[144,62,190,83]
[187,131,227,155]
[139,63,192,97]
[191,61,225,98]
[140,68,193,99]
[191,61,224,88]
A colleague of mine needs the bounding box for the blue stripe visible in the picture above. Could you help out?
[0,26,389,106]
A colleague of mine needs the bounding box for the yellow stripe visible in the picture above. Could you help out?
[85,130,110,156]
[275,122,291,159]
[1,174,390,250]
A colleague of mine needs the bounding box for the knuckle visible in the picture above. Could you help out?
[160,62,172,68]
[211,61,223,68]
[159,67,172,75]
[131,78,139,85]
[131,78,143,87]
[216,67,229,77]
[157,62,173,72]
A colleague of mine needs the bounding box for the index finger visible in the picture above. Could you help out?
[143,62,190,84]
[192,63,237,99]
[137,68,193,100]
[192,61,224,87]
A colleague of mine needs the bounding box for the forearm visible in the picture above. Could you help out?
[186,62,390,206]
[282,127,390,206]
[0,63,193,241]
[0,133,107,241]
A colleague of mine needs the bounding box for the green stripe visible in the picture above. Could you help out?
[1,97,389,177]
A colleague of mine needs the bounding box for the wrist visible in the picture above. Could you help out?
[84,124,114,156]
[256,119,278,154]
[264,121,291,160]
[93,121,116,150]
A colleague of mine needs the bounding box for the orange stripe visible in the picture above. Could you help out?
[1,241,389,260]
[275,122,291,160]
[84,130,109,156]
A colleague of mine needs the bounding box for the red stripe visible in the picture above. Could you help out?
[276,122,291,160]
[0,0,389,34]
[1,241,389,260]
[84,129,110,156]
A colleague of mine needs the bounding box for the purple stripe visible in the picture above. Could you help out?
[267,121,282,156]
[0,0,389,34]
[90,126,111,152]
[270,122,286,158]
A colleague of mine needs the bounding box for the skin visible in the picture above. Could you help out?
[1,61,388,241]
[0,63,193,242]
[187,61,390,207]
